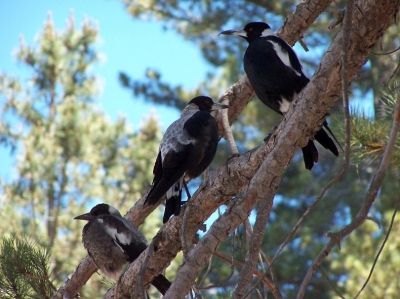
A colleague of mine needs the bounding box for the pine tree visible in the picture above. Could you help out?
[0,12,162,298]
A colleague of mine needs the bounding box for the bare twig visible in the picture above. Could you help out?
[354,197,400,298]
[221,96,239,156]
[319,267,346,299]
[373,45,400,55]
[197,229,235,291]
[384,58,400,86]
[328,9,345,30]
[213,251,275,290]
[232,192,278,299]
[197,255,213,287]
[135,243,153,299]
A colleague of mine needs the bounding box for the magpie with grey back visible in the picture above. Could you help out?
[145,96,228,223]
[220,22,341,170]
[75,203,171,295]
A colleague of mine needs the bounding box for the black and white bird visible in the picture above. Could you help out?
[75,203,171,295]
[220,22,340,170]
[144,96,228,223]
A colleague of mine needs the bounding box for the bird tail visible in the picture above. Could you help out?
[322,120,344,152]
[314,126,339,157]
[163,191,182,223]
[301,121,342,170]
[151,274,171,295]
[145,176,183,206]
[302,140,319,170]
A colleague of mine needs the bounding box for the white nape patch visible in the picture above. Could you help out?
[261,28,274,37]
[279,98,291,113]
[270,42,301,76]
[108,205,120,216]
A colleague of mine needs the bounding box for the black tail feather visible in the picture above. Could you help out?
[163,191,182,223]
[314,127,339,157]
[302,140,319,170]
[151,274,172,295]
[323,120,344,152]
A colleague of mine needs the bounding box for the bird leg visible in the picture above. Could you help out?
[183,181,191,200]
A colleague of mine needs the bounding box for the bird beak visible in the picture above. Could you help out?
[219,29,247,38]
[211,102,229,111]
[74,213,94,221]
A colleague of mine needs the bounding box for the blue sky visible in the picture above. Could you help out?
[0,0,213,180]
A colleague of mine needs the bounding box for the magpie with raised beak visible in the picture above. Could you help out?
[220,22,340,170]
[145,96,228,223]
[75,203,171,295]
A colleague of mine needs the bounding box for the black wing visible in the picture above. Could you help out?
[145,143,193,205]
[244,37,309,114]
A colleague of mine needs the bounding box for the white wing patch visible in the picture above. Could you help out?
[270,41,302,77]
[104,224,132,247]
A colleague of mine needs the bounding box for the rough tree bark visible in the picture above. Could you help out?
[51,0,400,298]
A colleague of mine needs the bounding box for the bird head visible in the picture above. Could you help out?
[187,96,229,113]
[74,203,122,221]
[219,22,274,43]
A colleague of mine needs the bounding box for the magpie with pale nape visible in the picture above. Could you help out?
[145,96,228,223]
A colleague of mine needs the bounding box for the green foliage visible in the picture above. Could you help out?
[347,83,400,167]
[0,12,163,298]
[0,235,55,299]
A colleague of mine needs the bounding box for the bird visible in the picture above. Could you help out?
[144,96,228,223]
[75,203,171,295]
[219,22,341,170]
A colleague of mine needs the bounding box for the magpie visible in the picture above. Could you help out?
[220,22,340,170]
[145,96,228,223]
[75,203,171,295]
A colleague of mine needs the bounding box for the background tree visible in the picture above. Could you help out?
[0,13,165,298]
